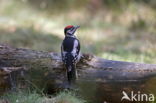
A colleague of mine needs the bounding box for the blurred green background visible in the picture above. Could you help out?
[0,0,156,63]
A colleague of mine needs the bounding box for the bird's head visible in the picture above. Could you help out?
[64,25,80,36]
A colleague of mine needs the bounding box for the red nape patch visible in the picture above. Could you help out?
[65,25,74,29]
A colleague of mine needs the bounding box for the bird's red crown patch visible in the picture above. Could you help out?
[65,25,74,29]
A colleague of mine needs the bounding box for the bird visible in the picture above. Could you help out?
[61,25,80,84]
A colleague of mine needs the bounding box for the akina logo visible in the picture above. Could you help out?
[121,91,155,102]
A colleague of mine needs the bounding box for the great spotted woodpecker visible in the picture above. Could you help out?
[61,25,80,84]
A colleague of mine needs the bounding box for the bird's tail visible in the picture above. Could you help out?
[65,53,76,84]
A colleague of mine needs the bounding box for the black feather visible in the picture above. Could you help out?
[64,53,76,83]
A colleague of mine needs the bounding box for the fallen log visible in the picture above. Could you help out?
[1,44,156,103]
[0,44,156,81]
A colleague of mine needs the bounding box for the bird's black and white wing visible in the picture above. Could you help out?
[71,39,80,63]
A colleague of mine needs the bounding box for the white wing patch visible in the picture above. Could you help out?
[71,40,78,57]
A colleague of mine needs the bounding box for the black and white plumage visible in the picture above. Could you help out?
[61,25,80,83]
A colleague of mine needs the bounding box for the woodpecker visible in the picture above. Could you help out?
[61,25,80,84]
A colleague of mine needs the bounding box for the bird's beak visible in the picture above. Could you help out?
[74,26,80,29]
